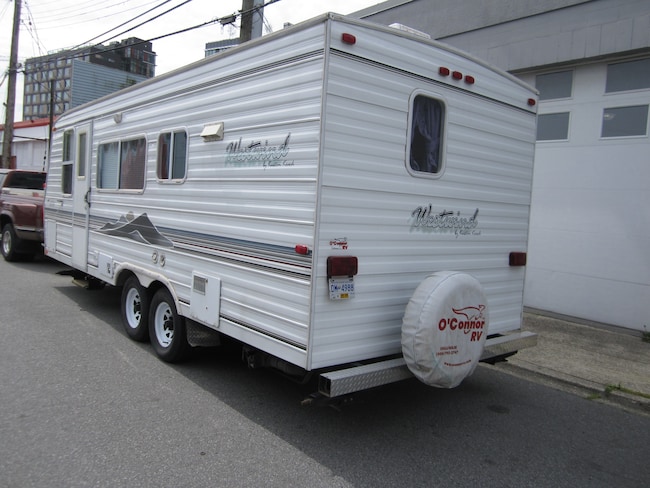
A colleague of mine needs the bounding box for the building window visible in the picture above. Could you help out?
[97,138,146,190]
[537,112,570,141]
[409,95,445,175]
[157,130,188,181]
[606,58,650,93]
[601,105,649,138]
[536,71,573,100]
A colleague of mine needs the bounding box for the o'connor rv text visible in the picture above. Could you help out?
[44,13,537,398]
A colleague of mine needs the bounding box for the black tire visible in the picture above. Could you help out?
[1,223,22,262]
[120,276,150,342]
[148,288,190,363]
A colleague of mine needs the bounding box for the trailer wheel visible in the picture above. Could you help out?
[149,288,190,363]
[1,223,21,262]
[121,276,150,342]
[402,271,488,388]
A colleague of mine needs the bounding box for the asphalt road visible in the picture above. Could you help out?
[1,256,649,488]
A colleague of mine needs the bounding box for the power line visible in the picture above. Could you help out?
[10,0,285,111]
[69,0,177,50]
[27,1,159,26]
[29,0,283,65]
[21,1,47,56]
[90,0,195,47]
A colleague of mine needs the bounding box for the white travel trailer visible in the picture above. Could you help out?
[44,13,537,397]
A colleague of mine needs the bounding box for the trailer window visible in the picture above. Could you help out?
[62,129,74,195]
[120,138,146,189]
[409,95,444,175]
[77,132,88,178]
[62,165,73,195]
[157,130,187,181]
[62,130,73,162]
[98,142,119,189]
[97,137,146,190]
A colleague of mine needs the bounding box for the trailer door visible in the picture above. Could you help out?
[71,123,91,269]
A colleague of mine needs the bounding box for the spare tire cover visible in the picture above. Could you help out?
[402,271,488,388]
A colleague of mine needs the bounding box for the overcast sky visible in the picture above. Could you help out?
[1,0,381,120]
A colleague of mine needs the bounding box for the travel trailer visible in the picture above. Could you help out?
[44,13,537,397]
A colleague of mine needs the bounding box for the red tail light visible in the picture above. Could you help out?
[341,33,356,45]
[327,256,358,277]
[295,244,309,255]
[509,252,527,267]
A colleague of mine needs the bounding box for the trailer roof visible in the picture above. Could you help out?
[57,12,536,123]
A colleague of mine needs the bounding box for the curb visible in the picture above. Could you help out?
[483,360,650,417]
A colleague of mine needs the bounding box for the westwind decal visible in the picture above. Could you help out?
[98,212,174,247]
[410,205,481,237]
[225,133,294,168]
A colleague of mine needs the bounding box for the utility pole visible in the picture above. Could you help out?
[239,0,264,43]
[240,0,254,43]
[2,0,22,169]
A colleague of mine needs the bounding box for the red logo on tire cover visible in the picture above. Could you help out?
[438,305,486,341]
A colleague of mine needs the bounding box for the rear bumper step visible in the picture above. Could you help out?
[318,331,537,397]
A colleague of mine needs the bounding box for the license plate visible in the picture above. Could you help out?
[329,277,355,300]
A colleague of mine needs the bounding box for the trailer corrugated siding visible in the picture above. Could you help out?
[309,21,536,369]
[47,23,336,367]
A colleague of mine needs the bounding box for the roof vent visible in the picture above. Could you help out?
[388,23,431,39]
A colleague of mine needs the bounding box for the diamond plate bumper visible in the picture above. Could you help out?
[318,331,537,397]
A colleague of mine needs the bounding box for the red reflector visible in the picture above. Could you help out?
[327,256,358,277]
[528,98,536,106]
[341,33,356,45]
[295,244,309,255]
[452,71,463,80]
[509,252,527,267]
[439,66,450,76]
[464,75,475,84]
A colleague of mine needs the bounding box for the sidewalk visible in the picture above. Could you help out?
[489,310,650,416]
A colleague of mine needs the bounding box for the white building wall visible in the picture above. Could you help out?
[358,0,650,330]
[13,140,48,171]
[518,63,649,330]
[0,124,49,171]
